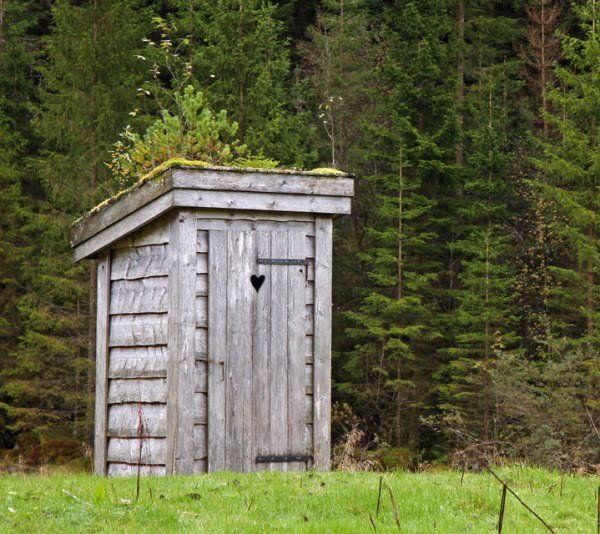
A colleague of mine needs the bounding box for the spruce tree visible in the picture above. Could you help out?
[3,0,150,446]
[344,0,456,449]
[169,0,313,167]
[530,0,600,346]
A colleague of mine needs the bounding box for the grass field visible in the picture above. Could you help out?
[0,466,597,533]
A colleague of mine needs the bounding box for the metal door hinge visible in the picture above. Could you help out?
[256,258,309,266]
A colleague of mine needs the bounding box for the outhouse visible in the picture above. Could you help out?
[71,163,354,476]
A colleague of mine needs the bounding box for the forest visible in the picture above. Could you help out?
[0,0,598,473]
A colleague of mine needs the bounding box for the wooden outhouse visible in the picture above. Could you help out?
[71,164,354,476]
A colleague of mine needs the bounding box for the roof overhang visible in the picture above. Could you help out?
[71,166,354,262]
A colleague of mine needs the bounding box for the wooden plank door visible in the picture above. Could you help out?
[207,228,310,472]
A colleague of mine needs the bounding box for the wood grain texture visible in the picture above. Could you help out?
[197,253,208,274]
[193,459,207,474]
[197,230,208,253]
[108,347,168,379]
[173,168,354,197]
[193,392,207,425]
[270,231,289,472]
[107,437,166,464]
[195,297,208,327]
[73,192,174,261]
[94,252,111,475]
[195,328,207,358]
[173,189,351,217]
[196,210,314,223]
[71,174,173,247]
[165,210,197,475]
[109,314,168,347]
[196,274,208,296]
[207,230,227,472]
[225,230,254,472]
[107,404,166,437]
[194,359,207,393]
[197,219,314,233]
[288,231,309,471]
[193,424,207,460]
[313,217,333,470]
[111,245,169,280]
[108,378,167,404]
[109,277,168,315]
[252,231,271,471]
[107,463,166,477]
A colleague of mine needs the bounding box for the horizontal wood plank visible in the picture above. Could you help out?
[110,277,168,315]
[194,359,207,393]
[109,314,168,347]
[197,253,208,274]
[71,175,173,247]
[107,437,166,464]
[193,459,207,474]
[109,347,168,378]
[195,328,207,358]
[73,192,174,261]
[197,230,208,253]
[173,189,351,216]
[107,463,166,477]
[195,297,207,327]
[194,424,207,460]
[173,169,354,197]
[111,245,169,280]
[196,219,315,233]
[108,378,167,404]
[196,274,208,296]
[193,392,207,425]
[108,404,166,437]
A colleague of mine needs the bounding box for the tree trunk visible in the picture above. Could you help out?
[456,0,465,164]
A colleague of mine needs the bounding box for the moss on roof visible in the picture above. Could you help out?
[73,159,349,227]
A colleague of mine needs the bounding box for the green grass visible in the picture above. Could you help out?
[0,466,597,533]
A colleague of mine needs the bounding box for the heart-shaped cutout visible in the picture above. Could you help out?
[250,274,265,292]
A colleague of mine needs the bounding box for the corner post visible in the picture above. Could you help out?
[313,216,333,470]
[94,251,110,475]
[166,209,197,474]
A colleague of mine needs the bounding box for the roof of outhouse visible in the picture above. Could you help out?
[71,159,354,262]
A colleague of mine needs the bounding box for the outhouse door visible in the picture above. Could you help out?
[207,227,312,472]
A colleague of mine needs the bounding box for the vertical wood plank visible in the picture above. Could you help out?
[270,231,289,472]
[253,231,271,471]
[224,230,253,472]
[166,210,196,474]
[240,232,254,472]
[94,252,111,475]
[313,217,333,470]
[288,231,309,470]
[207,230,227,472]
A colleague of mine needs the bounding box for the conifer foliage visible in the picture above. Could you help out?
[0,0,598,470]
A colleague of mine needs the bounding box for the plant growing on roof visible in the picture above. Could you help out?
[107,85,277,189]
[105,15,277,190]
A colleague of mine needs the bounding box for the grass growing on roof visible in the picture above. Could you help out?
[0,466,597,533]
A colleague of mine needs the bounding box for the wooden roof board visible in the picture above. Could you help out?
[71,166,354,261]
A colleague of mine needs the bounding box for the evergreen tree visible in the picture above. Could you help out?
[441,67,522,443]
[300,0,373,170]
[530,0,600,347]
[344,0,455,450]
[169,0,314,167]
[1,0,150,448]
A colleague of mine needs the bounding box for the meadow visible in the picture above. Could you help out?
[0,466,597,533]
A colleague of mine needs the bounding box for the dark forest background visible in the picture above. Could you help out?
[0,0,598,472]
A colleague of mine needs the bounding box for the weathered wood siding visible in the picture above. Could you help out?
[98,210,328,476]
[104,218,170,475]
